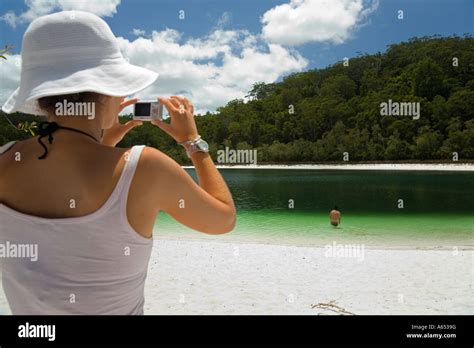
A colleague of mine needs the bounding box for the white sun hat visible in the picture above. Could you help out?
[1,10,158,116]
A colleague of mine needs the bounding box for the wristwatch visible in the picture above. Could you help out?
[178,135,209,158]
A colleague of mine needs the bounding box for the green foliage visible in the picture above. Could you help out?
[320,75,357,100]
[412,126,443,159]
[412,58,445,99]
[0,44,13,60]
[17,121,38,136]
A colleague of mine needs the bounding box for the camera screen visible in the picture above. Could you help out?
[135,103,151,116]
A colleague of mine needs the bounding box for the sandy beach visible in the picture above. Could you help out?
[184,163,474,171]
[0,237,472,315]
[143,238,473,315]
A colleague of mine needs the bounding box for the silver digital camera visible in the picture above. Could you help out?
[133,101,163,121]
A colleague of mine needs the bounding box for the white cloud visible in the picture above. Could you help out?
[0,0,378,112]
[1,12,19,27]
[216,11,232,29]
[1,0,379,115]
[117,29,308,114]
[261,0,379,46]
[131,28,146,37]
[0,28,307,114]
[1,0,121,28]
[0,54,21,104]
[0,0,381,115]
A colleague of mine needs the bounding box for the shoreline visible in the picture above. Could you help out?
[155,235,474,251]
[183,163,474,171]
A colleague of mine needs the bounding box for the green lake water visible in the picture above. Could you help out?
[154,169,474,248]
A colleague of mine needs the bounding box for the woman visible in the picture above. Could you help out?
[0,11,236,314]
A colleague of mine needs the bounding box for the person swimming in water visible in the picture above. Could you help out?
[329,206,341,227]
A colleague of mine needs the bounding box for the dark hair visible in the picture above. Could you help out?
[38,92,102,116]
[334,205,338,210]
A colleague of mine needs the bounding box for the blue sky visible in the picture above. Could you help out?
[0,0,472,112]
[1,0,472,68]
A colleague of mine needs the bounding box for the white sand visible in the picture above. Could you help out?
[1,238,472,315]
[143,238,473,315]
[183,163,474,171]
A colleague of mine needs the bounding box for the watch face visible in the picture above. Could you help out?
[196,139,209,152]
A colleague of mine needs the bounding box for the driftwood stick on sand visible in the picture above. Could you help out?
[311,300,355,315]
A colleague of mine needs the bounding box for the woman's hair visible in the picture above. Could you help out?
[38,92,102,116]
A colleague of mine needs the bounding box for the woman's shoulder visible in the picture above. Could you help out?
[138,146,182,174]
[131,146,186,191]
[0,137,38,157]
[0,138,35,154]
[0,140,25,166]
[0,141,17,154]
[0,140,22,196]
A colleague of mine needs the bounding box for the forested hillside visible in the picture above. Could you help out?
[1,35,473,164]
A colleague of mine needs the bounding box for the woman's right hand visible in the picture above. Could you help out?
[152,96,200,143]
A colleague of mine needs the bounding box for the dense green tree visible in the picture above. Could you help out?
[360,68,383,96]
[412,126,443,159]
[412,58,445,99]
[446,89,474,122]
[320,75,357,100]
[439,119,474,159]
[385,131,411,160]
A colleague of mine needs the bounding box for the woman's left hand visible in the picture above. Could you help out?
[102,98,142,147]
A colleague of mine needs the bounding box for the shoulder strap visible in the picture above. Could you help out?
[118,145,146,207]
[0,141,17,155]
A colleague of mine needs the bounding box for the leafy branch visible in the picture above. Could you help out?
[17,121,38,136]
[0,44,14,60]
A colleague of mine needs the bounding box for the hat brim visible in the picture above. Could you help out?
[2,58,158,116]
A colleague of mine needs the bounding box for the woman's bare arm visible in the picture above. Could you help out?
[137,96,236,234]
[139,147,235,234]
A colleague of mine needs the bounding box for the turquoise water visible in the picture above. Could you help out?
[154,169,474,248]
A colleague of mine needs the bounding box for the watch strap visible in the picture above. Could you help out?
[178,136,208,158]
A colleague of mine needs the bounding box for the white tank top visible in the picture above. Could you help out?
[0,143,153,314]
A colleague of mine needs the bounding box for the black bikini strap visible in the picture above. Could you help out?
[37,121,99,160]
